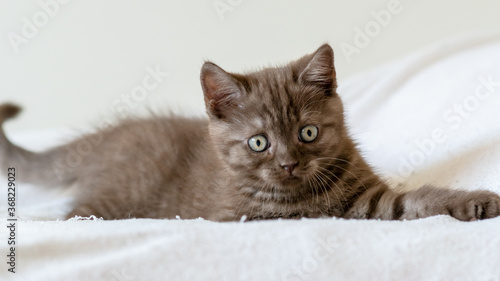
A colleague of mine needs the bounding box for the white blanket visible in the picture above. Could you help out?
[2,33,500,281]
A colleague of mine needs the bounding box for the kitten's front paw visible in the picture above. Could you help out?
[449,191,500,221]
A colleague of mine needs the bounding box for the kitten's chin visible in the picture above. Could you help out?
[281,176,302,185]
[259,170,311,193]
[271,175,307,191]
[265,177,319,202]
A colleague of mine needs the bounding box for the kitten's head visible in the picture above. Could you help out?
[201,44,349,197]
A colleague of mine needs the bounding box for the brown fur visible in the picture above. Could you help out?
[1,44,499,221]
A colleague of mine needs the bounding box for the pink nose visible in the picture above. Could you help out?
[281,162,298,176]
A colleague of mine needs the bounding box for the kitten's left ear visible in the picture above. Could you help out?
[298,44,337,94]
[200,62,244,119]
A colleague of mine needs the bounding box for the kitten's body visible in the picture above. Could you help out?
[1,44,499,221]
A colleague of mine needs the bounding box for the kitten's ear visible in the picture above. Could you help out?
[201,62,243,119]
[298,44,337,94]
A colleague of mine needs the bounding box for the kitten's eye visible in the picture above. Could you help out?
[248,135,269,152]
[299,125,318,143]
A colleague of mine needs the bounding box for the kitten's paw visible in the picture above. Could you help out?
[450,191,500,221]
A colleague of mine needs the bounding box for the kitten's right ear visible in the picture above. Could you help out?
[297,44,337,94]
[200,62,243,119]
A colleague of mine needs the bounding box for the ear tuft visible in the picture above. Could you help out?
[298,44,337,93]
[200,62,243,119]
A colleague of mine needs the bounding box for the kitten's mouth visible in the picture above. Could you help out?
[242,173,316,202]
[273,174,308,191]
[281,175,301,184]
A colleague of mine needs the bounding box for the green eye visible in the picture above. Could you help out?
[248,135,269,152]
[300,125,318,143]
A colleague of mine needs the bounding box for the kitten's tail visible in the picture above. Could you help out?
[0,103,75,185]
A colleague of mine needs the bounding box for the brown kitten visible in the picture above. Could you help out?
[1,44,499,221]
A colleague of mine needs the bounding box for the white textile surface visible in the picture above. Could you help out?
[1,33,500,281]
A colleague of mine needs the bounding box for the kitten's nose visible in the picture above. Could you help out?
[281,162,298,176]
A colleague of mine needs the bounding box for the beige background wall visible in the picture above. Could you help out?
[1,0,499,132]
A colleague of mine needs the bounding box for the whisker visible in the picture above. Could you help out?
[315,168,347,214]
[315,157,368,192]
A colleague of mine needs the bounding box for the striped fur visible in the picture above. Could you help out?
[1,44,499,221]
